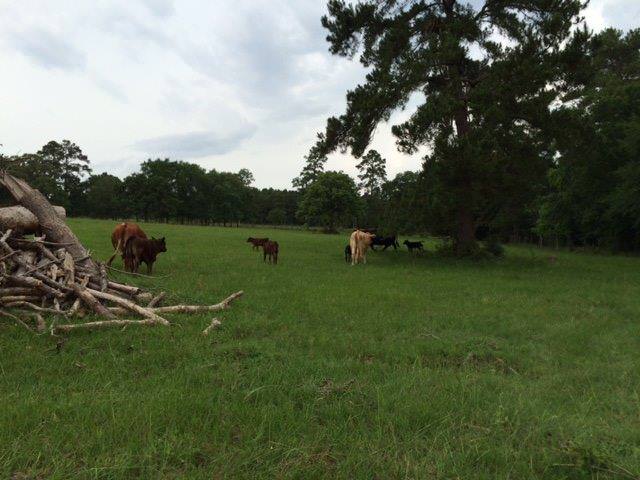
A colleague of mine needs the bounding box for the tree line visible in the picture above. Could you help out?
[0,148,300,227]
[0,140,416,232]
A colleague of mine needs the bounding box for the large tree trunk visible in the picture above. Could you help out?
[0,172,99,274]
[453,108,477,254]
[0,205,66,235]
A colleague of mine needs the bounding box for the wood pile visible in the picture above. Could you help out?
[0,172,242,334]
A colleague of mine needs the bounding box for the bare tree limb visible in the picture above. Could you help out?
[86,288,169,325]
[151,291,244,314]
[54,318,168,333]
[202,318,222,336]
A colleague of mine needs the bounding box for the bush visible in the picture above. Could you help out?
[482,238,505,257]
[436,238,499,260]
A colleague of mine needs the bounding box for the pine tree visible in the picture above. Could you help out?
[292,135,328,191]
[314,0,585,253]
[356,149,387,195]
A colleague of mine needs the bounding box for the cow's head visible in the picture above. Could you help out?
[151,236,167,253]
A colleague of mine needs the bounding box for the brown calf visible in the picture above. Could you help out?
[124,236,167,274]
[247,237,269,250]
[262,241,279,264]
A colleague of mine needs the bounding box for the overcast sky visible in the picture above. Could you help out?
[1,0,637,188]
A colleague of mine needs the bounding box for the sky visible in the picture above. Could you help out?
[0,0,638,189]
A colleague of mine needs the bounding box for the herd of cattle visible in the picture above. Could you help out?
[345,230,424,265]
[106,222,424,272]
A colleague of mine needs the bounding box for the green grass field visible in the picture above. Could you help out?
[2,218,640,479]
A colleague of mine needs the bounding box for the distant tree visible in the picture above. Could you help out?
[83,173,124,219]
[297,171,361,232]
[356,149,386,196]
[267,207,287,225]
[123,159,180,222]
[0,140,91,213]
[292,136,328,191]
[381,171,427,234]
[237,168,255,187]
[314,0,585,253]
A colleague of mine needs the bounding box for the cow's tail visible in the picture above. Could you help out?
[107,238,122,266]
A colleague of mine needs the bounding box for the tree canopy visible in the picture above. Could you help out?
[297,171,361,232]
[314,0,585,252]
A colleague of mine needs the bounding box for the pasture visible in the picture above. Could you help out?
[2,218,639,479]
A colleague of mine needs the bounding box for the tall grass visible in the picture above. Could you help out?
[1,218,639,479]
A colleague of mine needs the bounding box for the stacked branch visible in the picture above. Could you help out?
[0,172,243,334]
[0,227,243,333]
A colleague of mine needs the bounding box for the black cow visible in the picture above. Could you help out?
[371,235,400,251]
[344,244,352,263]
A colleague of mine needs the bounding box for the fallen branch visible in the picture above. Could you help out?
[147,291,166,308]
[2,301,67,315]
[0,308,33,331]
[54,318,166,333]
[202,318,222,336]
[86,288,169,325]
[0,295,42,303]
[151,291,244,314]
[72,284,116,319]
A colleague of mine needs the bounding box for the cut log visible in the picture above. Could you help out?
[0,173,98,274]
[71,284,116,319]
[0,205,66,235]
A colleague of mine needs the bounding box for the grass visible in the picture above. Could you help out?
[1,218,640,479]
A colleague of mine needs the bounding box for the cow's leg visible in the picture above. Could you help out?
[263,250,267,262]
[147,262,153,275]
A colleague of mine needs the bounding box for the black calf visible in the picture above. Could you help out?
[403,240,424,253]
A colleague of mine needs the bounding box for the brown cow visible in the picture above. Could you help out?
[124,236,167,274]
[108,222,147,266]
[247,237,269,250]
[262,240,279,264]
[349,230,375,265]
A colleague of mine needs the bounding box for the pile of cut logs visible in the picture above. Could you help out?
[0,172,242,335]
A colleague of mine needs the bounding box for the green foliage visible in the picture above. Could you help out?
[297,171,361,232]
[266,207,287,225]
[538,28,640,250]
[82,173,124,219]
[380,171,427,234]
[356,149,387,227]
[482,238,505,258]
[356,149,386,196]
[0,140,91,213]
[292,135,328,191]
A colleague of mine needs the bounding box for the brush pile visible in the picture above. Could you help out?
[0,172,242,334]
